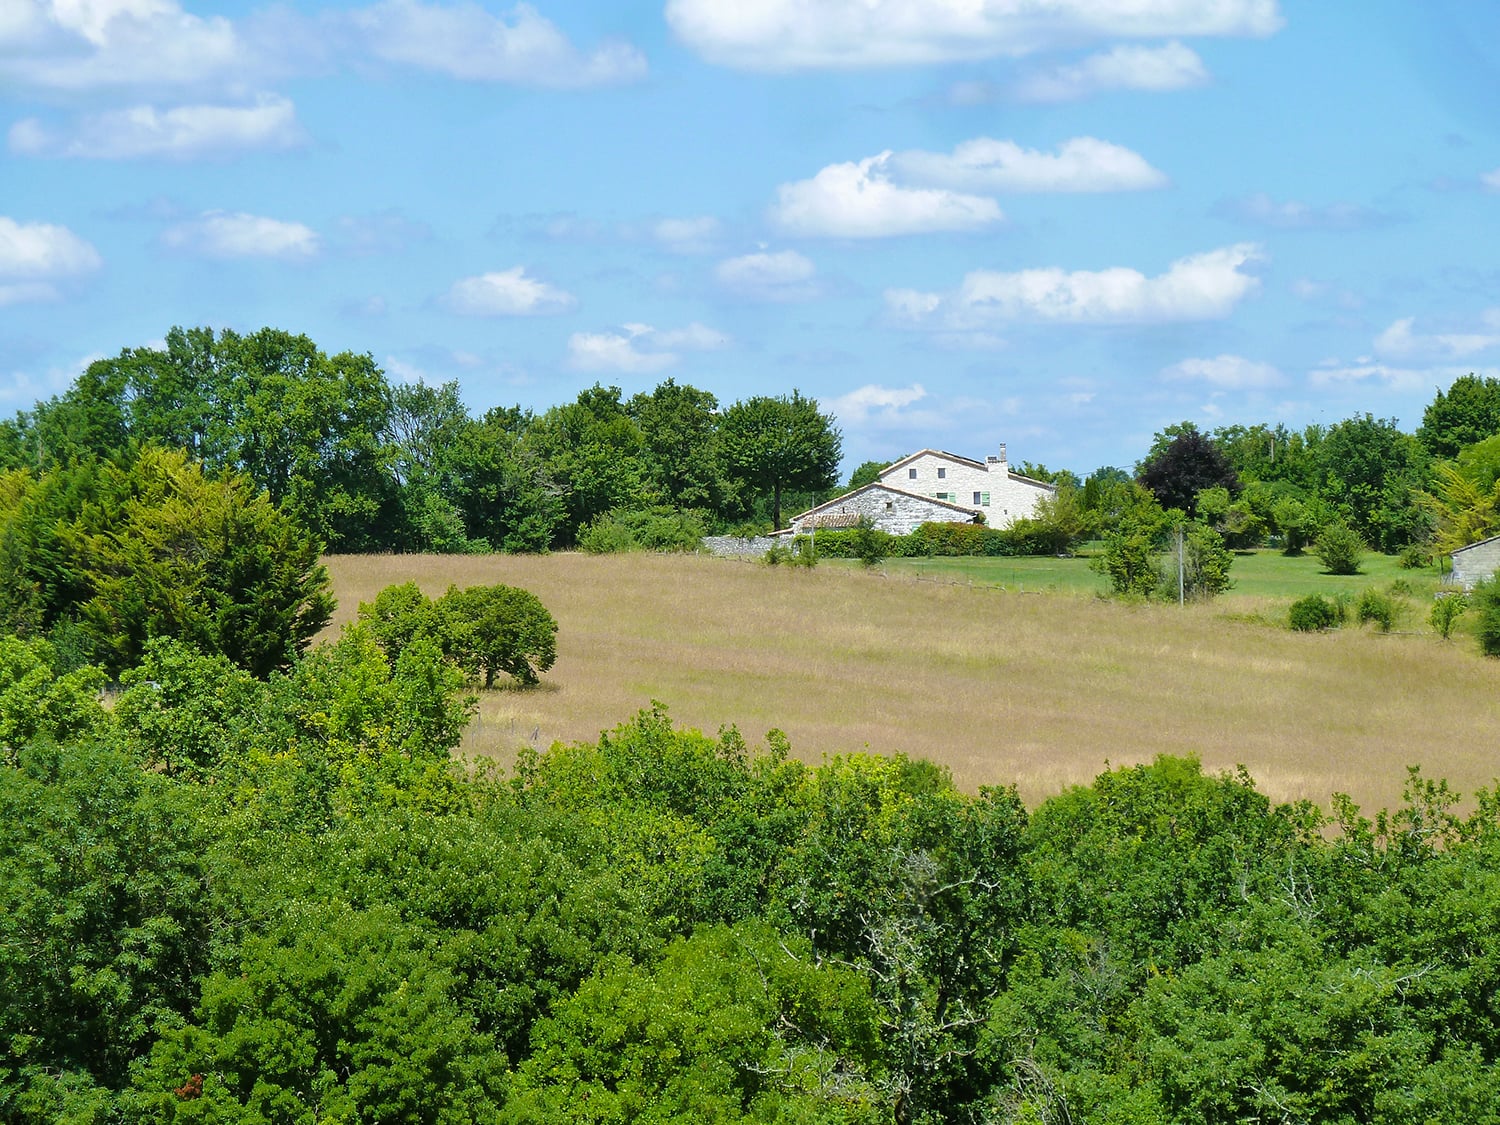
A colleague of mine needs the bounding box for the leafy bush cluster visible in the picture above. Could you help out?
[0,448,333,677]
[808,518,1070,561]
[7,645,1500,1123]
[1092,508,1234,602]
[1288,594,1341,631]
[578,507,707,554]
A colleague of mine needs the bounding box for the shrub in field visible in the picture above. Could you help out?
[577,514,636,554]
[1355,588,1399,632]
[1166,522,1234,601]
[1474,579,1500,656]
[1314,519,1366,575]
[1093,508,1169,598]
[763,543,793,566]
[1430,593,1467,640]
[1399,542,1433,569]
[1288,594,1340,632]
[790,534,818,567]
[849,519,890,568]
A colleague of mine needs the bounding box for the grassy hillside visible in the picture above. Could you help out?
[322,551,1500,814]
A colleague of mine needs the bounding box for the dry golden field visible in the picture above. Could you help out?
[321,552,1500,815]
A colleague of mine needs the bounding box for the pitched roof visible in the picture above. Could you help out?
[877,448,1057,492]
[881,448,988,473]
[1452,532,1500,555]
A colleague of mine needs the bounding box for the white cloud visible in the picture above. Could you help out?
[893,136,1166,193]
[888,243,1264,327]
[348,0,646,86]
[9,95,304,159]
[771,151,1002,237]
[665,0,1281,70]
[1308,361,1433,393]
[566,321,729,373]
[1482,168,1500,192]
[830,383,927,425]
[1162,354,1283,388]
[714,249,820,301]
[1013,40,1208,102]
[160,211,320,260]
[1220,192,1395,230]
[446,266,576,316]
[651,215,720,254]
[0,0,246,91]
[1373,314,1500,360]
[0,216,103,282]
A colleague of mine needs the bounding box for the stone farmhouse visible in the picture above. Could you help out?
[781,444,1055,536]
[1449,533,1500,590]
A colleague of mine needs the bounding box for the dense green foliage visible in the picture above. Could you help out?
[0,329,843,551]
[7,638,1500,1123]
[1288,594,1340,632]
[0,448,333,676]
[1473,579,1500,657]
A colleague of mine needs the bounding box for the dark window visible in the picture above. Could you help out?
[908,468,917,479]
[937,467,947,479]
[973,491,982,505]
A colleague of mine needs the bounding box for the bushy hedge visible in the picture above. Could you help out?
[808,519,1070,560]
[1289,594,1341,631]
[579,507,707,554]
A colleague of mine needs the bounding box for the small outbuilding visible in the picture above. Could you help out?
[781,483,982,537]
[1449,533,1500,590]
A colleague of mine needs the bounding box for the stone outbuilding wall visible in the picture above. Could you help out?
[783,483,979,537]
[1450,534,1500,589]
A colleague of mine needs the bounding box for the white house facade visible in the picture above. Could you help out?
[780,443,1055,536]
[876,445,1053,528]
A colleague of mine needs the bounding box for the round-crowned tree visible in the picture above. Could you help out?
[437,583,558,687]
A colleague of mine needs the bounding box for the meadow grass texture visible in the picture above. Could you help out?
[322,551,1499,815]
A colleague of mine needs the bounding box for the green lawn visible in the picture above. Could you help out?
[831,547,1448,604]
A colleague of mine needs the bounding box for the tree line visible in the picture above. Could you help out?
[0,326,843,554]
[5,630,1500,1123]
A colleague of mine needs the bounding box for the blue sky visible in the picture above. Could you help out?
[4,0,1500,476]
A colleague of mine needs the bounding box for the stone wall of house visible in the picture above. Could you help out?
[879,452,1051,528]
[1451,536,1500,589]
[787,486,974,537]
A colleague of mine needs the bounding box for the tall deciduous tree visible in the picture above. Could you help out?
[1315,413,1429,551]
[527,385,650,544]
[719,390,841,531]
[1138,426,1239,518]
[1417,373,1500,459]
[628,378,727,511]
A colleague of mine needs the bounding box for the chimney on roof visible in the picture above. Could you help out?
[998,442,1007,466]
